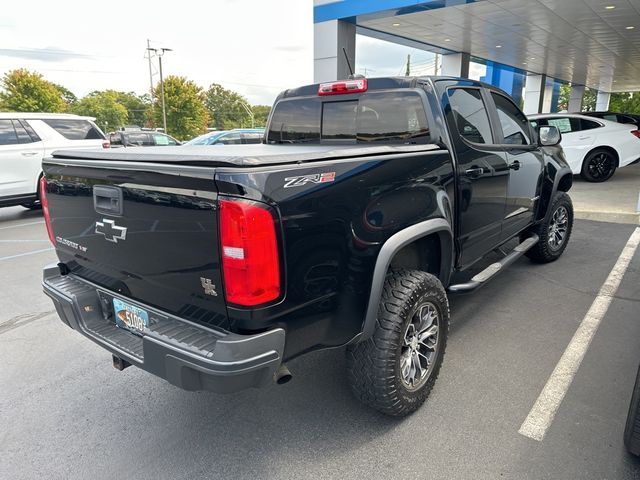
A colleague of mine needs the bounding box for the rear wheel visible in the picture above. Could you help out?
[346,269,449,416]
[581,148,617,182]
[524,192,573,263]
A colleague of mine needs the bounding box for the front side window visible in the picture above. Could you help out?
[43,119,105,140]
[0,120,19,145]
[491,93,530,145]
[125,133,152,146]
[447,88,493,144]
[153,133,170,145]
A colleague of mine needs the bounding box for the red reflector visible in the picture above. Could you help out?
[39,176,55,245]
[631,129,640,139]
[219,199,280,306]
[318,78,367,96]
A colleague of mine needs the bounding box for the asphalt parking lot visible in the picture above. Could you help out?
[1,197,640,479]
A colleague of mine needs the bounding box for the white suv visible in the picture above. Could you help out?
[0,113,108,209]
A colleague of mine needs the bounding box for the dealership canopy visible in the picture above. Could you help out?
[314,0,640,113]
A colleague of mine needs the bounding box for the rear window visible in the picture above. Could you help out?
[43,119,105,140]
[267,91,430,144]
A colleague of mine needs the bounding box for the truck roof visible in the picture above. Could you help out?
[50,144,439,167]
[276,75,485,99]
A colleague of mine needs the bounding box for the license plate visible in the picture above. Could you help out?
[112,298,149,334]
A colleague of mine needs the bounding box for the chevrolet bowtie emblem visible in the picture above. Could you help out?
[95,219,127,243]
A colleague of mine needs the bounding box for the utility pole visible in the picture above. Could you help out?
[146,39,154,101]
[147,47,172,134]
[405,54,411,76]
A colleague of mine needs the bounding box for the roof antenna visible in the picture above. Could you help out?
[343,47,361,79]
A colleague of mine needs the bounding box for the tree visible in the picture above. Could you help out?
[610,92,640,114]
[72,90,128,133]
[0,69,66,112]
[153,76,208,140]
[204,83,252,130]
[557,84,596,112]
[114,91,152,127]
[252,105,271,127]
[53,83,77,109]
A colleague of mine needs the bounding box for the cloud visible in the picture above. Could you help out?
[274,45,306,53]
[0,47,95,63]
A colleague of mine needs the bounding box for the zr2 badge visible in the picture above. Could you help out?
[284,172,336,188]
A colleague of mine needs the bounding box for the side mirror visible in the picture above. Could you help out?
[537,125,562,146]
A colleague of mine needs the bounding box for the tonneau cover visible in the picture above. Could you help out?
[50,144,440,167]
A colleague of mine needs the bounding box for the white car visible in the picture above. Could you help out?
[529,113,640,182]
[0,113,108,209]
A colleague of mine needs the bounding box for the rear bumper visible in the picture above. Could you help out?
[42,264,285,394]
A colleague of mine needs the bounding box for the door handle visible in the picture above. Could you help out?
[21,151,38,156]
[579,136,591,140]
[508,160,521,171]
[465,167,484,179]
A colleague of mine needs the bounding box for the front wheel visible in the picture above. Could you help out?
[581,149,617,182]
[346,269,449,416]
[624,365,640,456]
[524,192,573,263]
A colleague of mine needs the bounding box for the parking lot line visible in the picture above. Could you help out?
[519,226,640,441]
[0,220,44,230]
[0,247,54,262]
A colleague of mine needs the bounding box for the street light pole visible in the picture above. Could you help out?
[147,46,172,134]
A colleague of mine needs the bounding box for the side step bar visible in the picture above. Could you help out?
[448,234,539,293]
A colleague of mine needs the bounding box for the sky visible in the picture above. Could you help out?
[0,0,485,106]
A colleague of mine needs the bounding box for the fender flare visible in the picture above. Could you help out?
[358,218,453,341]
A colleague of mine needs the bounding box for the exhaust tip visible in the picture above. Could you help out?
[274,364,292,385]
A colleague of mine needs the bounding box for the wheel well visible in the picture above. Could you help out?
[557,173,572,192]
[389,234,441,279]
[586,146,619,167]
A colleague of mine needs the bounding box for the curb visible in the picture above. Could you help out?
[574,210,640,225]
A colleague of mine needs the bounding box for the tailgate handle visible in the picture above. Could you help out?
[93,186,123,216]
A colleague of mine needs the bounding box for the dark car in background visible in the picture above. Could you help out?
[582,111,640,129]
[184,128,264,145]
[109,130,181,147]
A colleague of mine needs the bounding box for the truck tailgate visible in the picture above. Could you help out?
[43,158,228,330]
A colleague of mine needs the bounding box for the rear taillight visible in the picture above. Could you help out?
[318,78,367,96]
[219,198,280,306]
[102,141,111,149]
[631,129,640,139]
[39,176,55,245]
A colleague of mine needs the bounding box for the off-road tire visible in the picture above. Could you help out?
[624,365,640,456]
[346,269,449,416]
[524,192,573,263]
[580,148,617,182]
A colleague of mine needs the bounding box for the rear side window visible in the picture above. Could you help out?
[579,119,601,131]
[12,120,33,144]
[603,114,617,122]
[43,119,105,140]
[447,88,493,144]
[20,120,41,142]
[267,91,430,144]
[0,119,19,145]
[125,133,153,146]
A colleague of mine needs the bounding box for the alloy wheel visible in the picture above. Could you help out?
[400,302,440,390]
[548,206,569,250]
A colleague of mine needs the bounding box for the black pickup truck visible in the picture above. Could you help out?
[41,76,573,416]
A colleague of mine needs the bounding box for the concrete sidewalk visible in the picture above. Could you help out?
[571,162,640,225]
